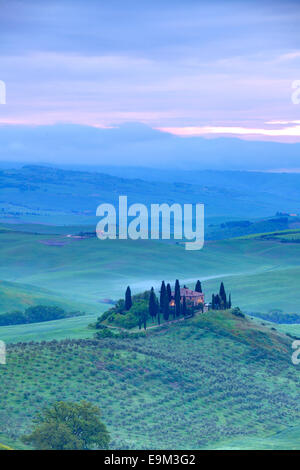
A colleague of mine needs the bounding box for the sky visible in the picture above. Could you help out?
[0,0,300,168]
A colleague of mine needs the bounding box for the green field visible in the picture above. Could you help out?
[1,310,299,450]
[1,226,300,318]
[0,313,98,343]
[0,279,94,314]
[1,223,300,449]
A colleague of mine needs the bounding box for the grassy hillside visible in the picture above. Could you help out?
[206,217,300,240]
[1,310,299,450]
[0,314,97,343]
[0,279,94,315]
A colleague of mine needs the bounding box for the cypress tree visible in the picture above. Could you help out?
[212,294,215,310]
[182,296,187,316]
[156,298,159,318]
[163,291,170,321]
[219,282,226,303]
[125,286,132,310]
[160,281,166,312]
[195,280,202,293]
[228,293,232,309]
[214,294,220,310]
[175,297,181,318]
[166,283,172,302]
[223,292,227,309]
[149,287,158,322]
[175,280,181,317]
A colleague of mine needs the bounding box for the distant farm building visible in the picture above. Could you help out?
[169,287,205,308]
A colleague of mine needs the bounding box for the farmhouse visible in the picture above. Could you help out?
[169,287,204,307]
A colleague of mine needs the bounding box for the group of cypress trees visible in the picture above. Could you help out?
[124,280,232,330]
[211,282,231,310]
[124,279,200,327]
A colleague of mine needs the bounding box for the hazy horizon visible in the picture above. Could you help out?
[0,0,300,170]
[1,122,300,171]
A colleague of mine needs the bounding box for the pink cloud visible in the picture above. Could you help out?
[158,123,300,142]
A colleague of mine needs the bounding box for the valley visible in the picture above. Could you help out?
[1,167,300,450]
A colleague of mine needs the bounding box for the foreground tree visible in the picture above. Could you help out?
[125,286,132,310]
[22,401,110,450]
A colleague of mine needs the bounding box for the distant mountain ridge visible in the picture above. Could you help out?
[0,122,300,170]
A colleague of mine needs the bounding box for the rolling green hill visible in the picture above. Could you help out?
[1,165,300,224]
[1,310,299,450]
[0,279,93,315]
[0,165,250,223]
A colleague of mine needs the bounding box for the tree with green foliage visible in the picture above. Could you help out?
[139,313,147,330]
[195,280,202,293]
[149,287,158,322]
[0,305,82,327]
[175,279,181,318]
[125,286,132,310]
[182,296,187,316]
[127,301,148,330]
[22,401,110,450]
[160,281,166,312]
